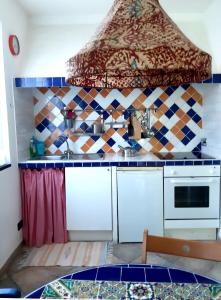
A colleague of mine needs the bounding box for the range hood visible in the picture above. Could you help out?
[66,0,212,88]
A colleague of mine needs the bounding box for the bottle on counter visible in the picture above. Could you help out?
[29,137,37,158]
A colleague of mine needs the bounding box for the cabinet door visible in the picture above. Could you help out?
[65,167,112,230]
[117,169,163,242]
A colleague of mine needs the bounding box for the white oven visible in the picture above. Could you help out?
[164,166,220,220]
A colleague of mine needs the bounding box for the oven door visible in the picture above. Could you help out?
[164,177,220,219]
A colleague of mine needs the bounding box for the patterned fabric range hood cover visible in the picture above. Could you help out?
[66,0,212,88]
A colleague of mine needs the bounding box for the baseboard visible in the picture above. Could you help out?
[0,242,23,276]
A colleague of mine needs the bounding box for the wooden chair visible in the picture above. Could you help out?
[141,229,221,264]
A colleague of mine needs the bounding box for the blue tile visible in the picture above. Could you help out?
[47,122,56,133]
[203,160,213,165]
[36,163,46,168]
[154,98,163,108]
[155,131,163,141]
[184,161,193,165]
[64,162,74,167]
[15,78,23,87]
[90,135,100,142]
[128,162,138,167]
[181,137,190,145]
[164,87,174,96]
[169,269,196,283]
[181,125,190,134]
[160,136,168,146]
[156,161,165,167]
[187,97,196,107]
[52,77,62,86]
[36,123,45,133]
[54,163,64,168]
[181,84,190,90]
[90,100,99,109]
[129,264,151,268]
[146,161,156,167]
[45,163,55,168]
[121,267,145,282]
[26,287,45,298]
[73,95,82,105]
[83,163,91,167]
[213,160,220,165]
[119,162,129,167]
[165,109,174,119]
[137,161,146,167]
[80,122,89,131]
[73,163,82,167]
[72,268,98,280]
[91,162,100,167]
[145,268,171,283]
[195,274,218,284]
[192,114,201,123]
[203,77,213,83]
[159,126,168,135]
[50,96,65,109]
[213,74,221,83]
[165,161,175,166]
[111,162,119,166]
[107,138,115,147]
[96,267,121,281]
[143,88,154,97]
[27,163,37,168]
[101,162,110,167]
[111,99,120,109]
[194,161,202,165]
[25,78,36,87]
[174,161,184,166]
[78,100,87,110]
[61,274,72,279]
[187,109,196,118]
[170,104,179,113]
[18,163,27,169]
[186,131,195,140]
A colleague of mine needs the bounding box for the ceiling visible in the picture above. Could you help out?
[18,0,215,24]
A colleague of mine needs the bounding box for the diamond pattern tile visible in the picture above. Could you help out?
[34,85,203,154]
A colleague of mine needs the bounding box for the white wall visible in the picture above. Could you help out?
[19,11,218,77]
[201,84,221,159]
[0,0,28,268]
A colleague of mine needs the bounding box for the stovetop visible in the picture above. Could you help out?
[153,152,215,160]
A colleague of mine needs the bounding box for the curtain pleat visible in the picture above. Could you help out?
[20,168,68,247]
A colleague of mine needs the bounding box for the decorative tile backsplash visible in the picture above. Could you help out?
[33,85,202,154]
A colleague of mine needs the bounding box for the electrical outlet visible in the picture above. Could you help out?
[17,220,23,231]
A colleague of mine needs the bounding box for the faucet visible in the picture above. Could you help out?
[59,135,74,158]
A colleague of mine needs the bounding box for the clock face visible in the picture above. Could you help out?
[8,35,20,56]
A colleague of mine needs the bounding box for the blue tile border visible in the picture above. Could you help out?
[18,159,219,169]
[15,74,221,88]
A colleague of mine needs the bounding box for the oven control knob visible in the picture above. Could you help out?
[170,170,176,175]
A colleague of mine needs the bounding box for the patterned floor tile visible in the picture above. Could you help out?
[98,281,127,299]
[72,280,99,299]
[41,279,73,299]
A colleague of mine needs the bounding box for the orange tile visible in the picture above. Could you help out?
[56,89,66,98]
[135,93,146,103]
[45,149,51,155]
[79,111,89,120]
[89,89,98,98]
[86,138,95,147]
[159,92,169,101]
[61,87,71,94]
[55,149,63,155]
[176,120,185,129]
[175,108,185,119]
[41,107,50,116]
[154,110,164,119]
[47,112,55,122]
[69,135,79,142]
[153,120,163,130]
[193,92,203,105]
[149,137,159,146]
[165,142,174,151]
[198,119,202,128]
[67,102,77,110]
[84,94,93,103]
[152,143,163,152]
[102,144,112,152]
[100,89,111,97]
[181,114,191,124]
[78,89,87,99]
[47,102,55,111]
[176,131,185,140]
[51,87,60,94]
[38,87,48,94]
[181,92,190,101]
[160,103,169,114]
[171,126,180,135]
[121,88,133,97]
[117,128,127,136]
[81,144,90,152]
[101,133,110,142]
[106,128,115,136]
[112,111,121,120]
[35,113,45,124]
[132,99,142,109]
[187,86,197,96]
[107,148,115,153]
[44,138,53,148]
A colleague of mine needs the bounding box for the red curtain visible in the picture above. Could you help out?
[20,168,68,247]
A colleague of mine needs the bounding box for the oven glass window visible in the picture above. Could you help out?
[175,186,209,207]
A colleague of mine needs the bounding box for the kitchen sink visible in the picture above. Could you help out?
[35,153,104,160]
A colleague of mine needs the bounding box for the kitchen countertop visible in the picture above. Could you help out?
[18,152,221,168]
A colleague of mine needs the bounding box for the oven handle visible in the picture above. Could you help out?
[170,178,216,184]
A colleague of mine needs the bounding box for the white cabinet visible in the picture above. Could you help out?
[117,167,163,242]
[65,167,112,231]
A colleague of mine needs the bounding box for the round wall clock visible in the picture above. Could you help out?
[8,35,20,56]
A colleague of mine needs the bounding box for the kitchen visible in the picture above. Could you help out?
[1,0,221,296]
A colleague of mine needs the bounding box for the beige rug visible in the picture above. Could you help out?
[22,242,112,267]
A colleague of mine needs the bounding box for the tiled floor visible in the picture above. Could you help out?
[1,243,221,297]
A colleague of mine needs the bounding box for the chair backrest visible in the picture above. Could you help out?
[141,229,221,264]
